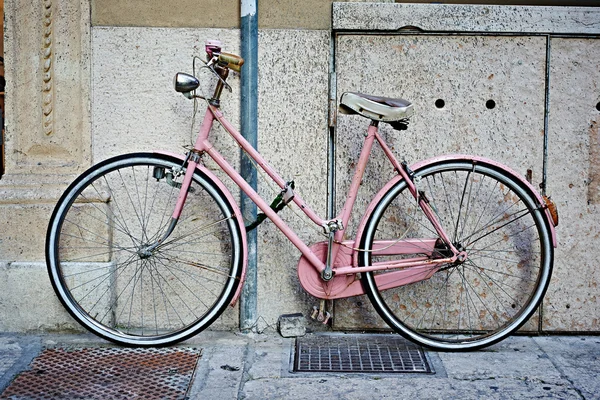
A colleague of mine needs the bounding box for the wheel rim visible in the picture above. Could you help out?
[361,161,552,350]
[47,155,241,345]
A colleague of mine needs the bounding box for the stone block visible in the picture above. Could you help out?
[333,3,600,34]
[255,29,330,325]
[0,262,84,332]
[0,203,55,261]
[277,313,306,338]
[333,34,546,331]
[3,0,91,175]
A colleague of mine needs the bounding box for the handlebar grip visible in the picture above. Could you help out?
[218,52,245,73]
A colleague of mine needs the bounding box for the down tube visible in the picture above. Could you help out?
[211,107,327,227]
[203,144,328,274]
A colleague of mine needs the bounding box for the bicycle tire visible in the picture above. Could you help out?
[46,153,243,346]
[359,159,553,351]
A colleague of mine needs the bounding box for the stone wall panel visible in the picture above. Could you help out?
[544,38,600,332]
[333,34,547,331]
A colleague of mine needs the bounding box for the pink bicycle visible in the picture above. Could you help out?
[46,41,558,351]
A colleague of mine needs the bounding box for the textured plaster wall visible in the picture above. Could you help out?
[91,27,330,329]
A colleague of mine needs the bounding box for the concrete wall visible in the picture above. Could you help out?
[331,3,600,333]
[1,1,599,334]
[90,27,330,329]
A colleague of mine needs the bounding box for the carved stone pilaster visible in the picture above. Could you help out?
[3,0,90,176]
[1,0,91,261]
[42,0,55,137]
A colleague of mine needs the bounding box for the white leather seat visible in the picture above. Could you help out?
[339,92,413,122]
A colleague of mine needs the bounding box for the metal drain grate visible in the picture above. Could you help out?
[0,347,201,400]
[294,334,432,374]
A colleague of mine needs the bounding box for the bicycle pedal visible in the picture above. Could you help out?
[317,310,325,322]
[310,306,318,320]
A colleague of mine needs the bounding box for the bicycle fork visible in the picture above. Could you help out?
[137,151,200,257]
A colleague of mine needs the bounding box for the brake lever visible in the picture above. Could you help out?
[200,56,232,93]
[192,55,233,93]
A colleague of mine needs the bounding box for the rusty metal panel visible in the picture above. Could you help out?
[333,34,546,331]
[0,347,201,399]
[544,38,600,332]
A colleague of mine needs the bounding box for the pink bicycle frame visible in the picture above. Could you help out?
[170,105,461,281]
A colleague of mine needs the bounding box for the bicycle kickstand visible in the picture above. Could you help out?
[311,301,332,325]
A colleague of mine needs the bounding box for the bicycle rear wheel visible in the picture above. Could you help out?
[46,153,243,346]
[359,159,553,351]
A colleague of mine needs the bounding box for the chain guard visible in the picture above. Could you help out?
[297,242,355,299]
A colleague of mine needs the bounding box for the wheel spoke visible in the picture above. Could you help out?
[360,161,552,351]
[47,155,242,345]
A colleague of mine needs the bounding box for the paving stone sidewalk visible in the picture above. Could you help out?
[1,332,598,399]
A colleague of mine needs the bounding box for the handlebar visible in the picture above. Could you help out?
[205,40,244,73]
[218,53,244,73]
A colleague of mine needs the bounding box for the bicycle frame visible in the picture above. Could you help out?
[167,103,461,296]
[44,44,559,348]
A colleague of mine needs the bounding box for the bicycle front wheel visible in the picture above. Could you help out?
[46,153,243,346]
[359,159,553,351]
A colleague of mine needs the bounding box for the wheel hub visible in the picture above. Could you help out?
[454,243,468,264]
[137,245,154,259]
[435,240,468,268]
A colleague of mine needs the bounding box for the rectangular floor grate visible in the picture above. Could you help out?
[294,334,432,374]
[0,347,201,400]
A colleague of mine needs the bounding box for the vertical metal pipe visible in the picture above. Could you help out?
[327,33,337,220]
[326,31,337,325]
[240,0,258,332]
[542,35,552,197]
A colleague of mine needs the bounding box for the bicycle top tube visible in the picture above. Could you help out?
[176,43,461,272]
